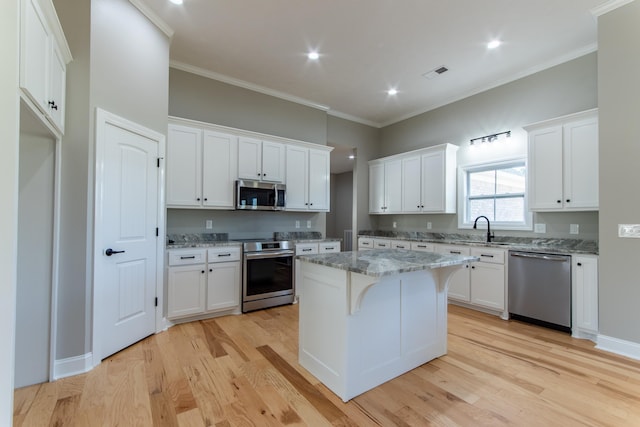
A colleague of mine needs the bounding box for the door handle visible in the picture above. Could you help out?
[105,248,125,256]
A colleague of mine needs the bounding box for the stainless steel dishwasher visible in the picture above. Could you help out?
[508,251,571,332]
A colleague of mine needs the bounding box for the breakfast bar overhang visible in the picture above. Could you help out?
[296,249,477,402]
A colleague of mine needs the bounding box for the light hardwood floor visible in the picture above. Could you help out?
[14,304,640,426]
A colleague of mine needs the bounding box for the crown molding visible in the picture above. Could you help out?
[170,61,331,113]
[129,0,174,39]
[591,0,636,16]
[327,110,381,128]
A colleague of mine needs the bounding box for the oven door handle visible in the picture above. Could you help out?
[245,250,294,260]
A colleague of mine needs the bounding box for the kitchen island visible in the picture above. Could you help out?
[296,249,477,402]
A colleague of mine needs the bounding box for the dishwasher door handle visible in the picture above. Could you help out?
[510,252,568,262]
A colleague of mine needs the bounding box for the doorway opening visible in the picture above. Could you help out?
[327,144,356,250]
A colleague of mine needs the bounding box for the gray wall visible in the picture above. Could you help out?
[327,116,381,238]
[168,68,330,237]
[375,53,599,240]
[54,0,170,359]
[0,0,20,420]
[598,2,640,345]
[16,112,56,388]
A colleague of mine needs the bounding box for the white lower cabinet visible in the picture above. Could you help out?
[167,247,241,320]
[435,244,506,318]
[572,255,598,340]
[295,243,319,256]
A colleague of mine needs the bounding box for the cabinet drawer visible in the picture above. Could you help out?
[411,242,434,252]
[296,243,319,255]
[207,246,241,263]
[435,245,471,256]
[374,239,391,249]
[358,237,373,249]
[319,241,340,253]
[168,249,206,266]
[391,240,410,249]
[470,247,505,264]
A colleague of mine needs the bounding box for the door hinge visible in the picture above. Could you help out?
[156,227,159,237]
[155,297,158,307]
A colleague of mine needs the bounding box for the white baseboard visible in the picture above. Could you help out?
[53,352,93,380]
[596,334,640,361]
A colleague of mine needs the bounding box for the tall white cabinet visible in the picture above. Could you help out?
[525,109,598,211]
[285,145,331,211]
[368,158,402,214]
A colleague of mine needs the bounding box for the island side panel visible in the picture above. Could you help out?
[298,262,349,397]
[344,270,447,401]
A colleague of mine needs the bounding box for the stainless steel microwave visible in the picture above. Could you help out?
[236,180,286,211]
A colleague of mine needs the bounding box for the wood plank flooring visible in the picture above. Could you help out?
[14,304,640,426]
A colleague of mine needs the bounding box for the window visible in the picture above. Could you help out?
[458,159,532,230]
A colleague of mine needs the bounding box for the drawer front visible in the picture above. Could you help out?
[410,242,435,252]
[374,239,391,249]
[208,246,241,263]
[168,249,207,266]
[319,241,340,253]
[470,247,505,264]
[296,243,319,255]
[435,244,471,256]
[358,238,373,248]
[391,240,410,250]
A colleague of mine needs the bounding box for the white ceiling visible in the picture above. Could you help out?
[141,0,611,127]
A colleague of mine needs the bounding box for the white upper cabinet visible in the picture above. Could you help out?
[526,109,598,211]
[369,158,402,214]
[238,137,285,183]
[371,143,457,215]
[285,145,331,211]
[20,0,72,134]
[167,123,238,209]
[401,144,457,214]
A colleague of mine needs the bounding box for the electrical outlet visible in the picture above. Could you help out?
[534,223,546,233]
[307,220,312,229]
[427,222,432,230]
[205,220,213,229]
[295,220,300,229]
[393,221,397,228]
[570,224,579,235]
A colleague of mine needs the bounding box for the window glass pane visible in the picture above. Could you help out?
[469,170,495,196]
[495,197,525,222]
[496,166,526,194]
[469,199,494,221]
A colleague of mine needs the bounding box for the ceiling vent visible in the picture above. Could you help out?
[422,66,449,80]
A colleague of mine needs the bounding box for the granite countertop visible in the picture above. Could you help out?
[297,249,478,277]
[358,231,598,255]
[166,233,241,249]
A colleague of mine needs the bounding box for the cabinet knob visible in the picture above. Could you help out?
[471,265,476,269]
[566,199,571,203]
[209,268,213,272]
[201,270,205,274]
[197,197,201,201]
[557,200,562,203]
[577,262,582,266]
[204,198,208,201]
[263,173,266,177]
[310,203,313,206]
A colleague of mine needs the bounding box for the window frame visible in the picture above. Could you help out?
[457,157,532,231]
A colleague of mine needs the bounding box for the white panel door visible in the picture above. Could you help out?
[420,151,445,212]
[238,137,262,180]
[402,155,422,212]
[528,126,564,210]
[563,117,598,210]
[285,145,309,210]
[384,159,402,213]
[202,131,237,208]
[261,140,285,183]
[94,110,160,361]
[369,162,385,213]
[20,0,50,112]
[308,148,330,211]
[207,262,241,312]
[166,124,201,207]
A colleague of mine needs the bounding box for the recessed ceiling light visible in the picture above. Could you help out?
[387,88,398,96]
[169,0,183,4]
[487,40,501,49]
[307,51,319,60]
[348,155,355,160]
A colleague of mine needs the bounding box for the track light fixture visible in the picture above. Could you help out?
[470,130,511,145]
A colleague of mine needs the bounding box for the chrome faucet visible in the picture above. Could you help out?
[473,215,494,242]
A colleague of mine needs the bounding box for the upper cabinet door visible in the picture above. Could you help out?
[563,117,598,210]
[238,137,263,180]
[167,125,202,207]
[369,162,385,213]
[202,131,238,208]
[528,125,564,210]
[261,140,285,183]
[285,145,309,210]
[48,41,66,132]
[20,0,50,113]
[308,149,330,211]
[384,159,403,214]
[420,150,446,212]
[402,156,422,213]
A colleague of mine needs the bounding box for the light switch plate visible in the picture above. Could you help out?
[426,222,432,230]
[205,220,213,229]
[306,220,312,229]
[570,224,579,234]
[534,223,546,233]
[295,220,300,229]
[618,224,640,238]
[393,221,397,228]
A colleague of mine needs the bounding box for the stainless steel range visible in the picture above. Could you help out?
[241,239,295,312]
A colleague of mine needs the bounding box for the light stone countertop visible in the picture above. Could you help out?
[296,249,478,277]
